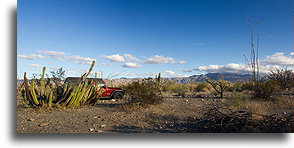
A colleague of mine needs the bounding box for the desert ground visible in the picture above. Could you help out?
[17,93,293,133]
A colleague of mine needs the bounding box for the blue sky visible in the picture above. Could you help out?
[17,0,293,79]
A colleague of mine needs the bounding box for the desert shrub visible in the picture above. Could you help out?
[170,84,189,97]
[205,78,230,98]
[268,68,294,90]
[162,80,176,92]
[224,93,250,108]
[240,82,253,91]
[122,76,163,106]
[227,82,243,92]
[250,80,278,100]
[194,82,210,92]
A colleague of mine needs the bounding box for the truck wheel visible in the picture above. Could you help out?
[113,92,124,99]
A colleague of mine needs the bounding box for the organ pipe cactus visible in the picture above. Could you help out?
[40,67,46,96]
[20,60,101,108]
[48,91,53,108]
[29,79,40,105]
[82,60,95,82]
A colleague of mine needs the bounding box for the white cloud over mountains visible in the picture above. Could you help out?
[181,52,294,74]
[262,52,294,66]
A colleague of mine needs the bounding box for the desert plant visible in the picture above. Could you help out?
[20,61,102,108]
[50,67,66,86]
[227,81,243,92]
[122,74,163,107]
[162,80,176,92]
[225,92,250,108]
[251,79,278,99]
[194,82,210,92]
[268,68,294,90]
[205,78,230,98]
[244,18,278,99]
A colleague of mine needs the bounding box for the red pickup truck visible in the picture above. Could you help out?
[64,77,125,99]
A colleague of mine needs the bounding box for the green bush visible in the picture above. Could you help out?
[227,82,243,92]
[225,93,250,108]
[194,82,210,92]
[122,76,163,106]
[162,80,176,92]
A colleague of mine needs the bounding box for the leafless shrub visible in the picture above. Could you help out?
[268,68,294,90]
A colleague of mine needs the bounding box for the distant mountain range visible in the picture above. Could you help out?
[162,73,252,83]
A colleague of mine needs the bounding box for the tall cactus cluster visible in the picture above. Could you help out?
[20,61,102,108]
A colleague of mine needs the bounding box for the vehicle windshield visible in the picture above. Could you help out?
[89,81,106,87]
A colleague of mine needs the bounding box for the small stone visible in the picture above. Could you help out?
[201,99,204,101]
[110,99,116,102]
[38,123,49,127]
[95,130,104,133]
[100,124,106,128]
[89,128,94,132]
[27,118,35,122]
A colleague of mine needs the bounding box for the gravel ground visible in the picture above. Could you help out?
[17,98,217,133]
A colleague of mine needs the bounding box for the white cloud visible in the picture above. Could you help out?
[113,71,187,78]
[262,52,294,66]
[102,62,112,66]
[122,62,142,68]
[28,64,40,68]
[163,70,188,77]
[114,72,158,77]
[38,50,65,60]
[66,55,96,65]
[144,55,186,64]
[123,54,141,61]
[195,63,282,74]
[103,54,125,62]
[17,54,44,60]
[180,52,294,74]
[179,68,197,73]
